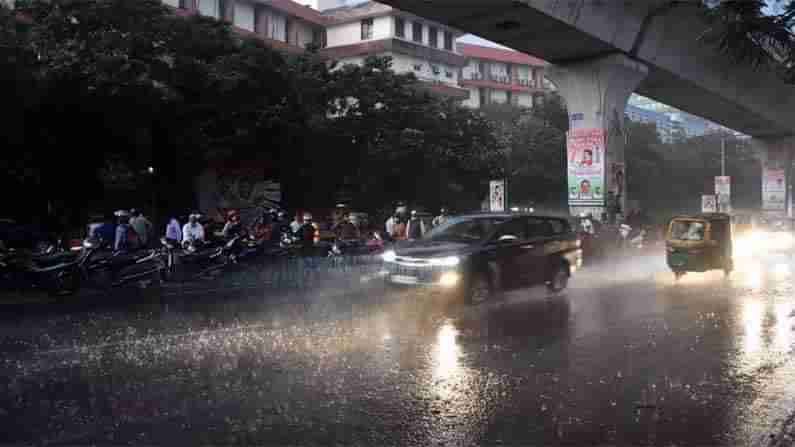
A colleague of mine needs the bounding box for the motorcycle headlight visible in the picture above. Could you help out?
[430,256,460,267]
[381,250,397,262]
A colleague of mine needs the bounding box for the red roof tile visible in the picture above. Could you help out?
[457,42,547,67]
[267,0,327,26]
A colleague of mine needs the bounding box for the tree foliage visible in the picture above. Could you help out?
[703,0,795,83]
[1,0,502,227]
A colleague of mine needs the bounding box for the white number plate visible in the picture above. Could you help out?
[391,275,419,285]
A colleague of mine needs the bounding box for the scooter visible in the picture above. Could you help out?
[80,238,173,288]
[0,246,88,296]
[174,236,241,278]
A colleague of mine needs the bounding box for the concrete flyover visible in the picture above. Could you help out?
[378,0,795,215]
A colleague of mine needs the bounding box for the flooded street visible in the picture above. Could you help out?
[1,253,795,446]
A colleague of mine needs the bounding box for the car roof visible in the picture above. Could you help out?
[454,212,562,220]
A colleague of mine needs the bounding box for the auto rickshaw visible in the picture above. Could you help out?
[731,212,756,239]
[666,213,733,280]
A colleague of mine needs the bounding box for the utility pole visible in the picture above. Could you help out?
[721,138,726,177]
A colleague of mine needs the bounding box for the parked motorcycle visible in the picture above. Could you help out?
[0,246,87,296]
[80,238,173,288]
[173,236,243,278]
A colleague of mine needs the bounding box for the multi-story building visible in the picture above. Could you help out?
[317,1,470,99]
[164,0,328,54]
[625,104,683,143]
[457,42,551,109]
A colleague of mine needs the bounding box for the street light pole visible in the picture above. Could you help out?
[721,138,726,177]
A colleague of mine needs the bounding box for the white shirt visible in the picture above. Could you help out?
[182,222,205,244]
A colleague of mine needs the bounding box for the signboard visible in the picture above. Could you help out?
[715,176,731,196]
[567,128,605,207]
[763,168,786,211]
[702,195,717,213]
[489,180,506,212]
[715,176,731,213]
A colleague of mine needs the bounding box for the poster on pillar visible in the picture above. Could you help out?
[489,180,506,212]
[567,128,605,207]
[763,168,786,211]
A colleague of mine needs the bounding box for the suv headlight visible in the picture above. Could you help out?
[381,250,397,262]
[430,256,460,267]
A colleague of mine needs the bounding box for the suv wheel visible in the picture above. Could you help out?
[466,273,491,305]
[547,263,569,295]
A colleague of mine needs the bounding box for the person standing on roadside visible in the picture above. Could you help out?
[130,209,152,248]
[114,210,139,252]
[165,214,182,245]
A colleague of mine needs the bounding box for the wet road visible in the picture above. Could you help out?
[1,252,795,445]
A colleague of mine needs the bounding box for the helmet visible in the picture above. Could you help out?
[114,210,130,218]
[303,213,313,221]
[440,208,448,214]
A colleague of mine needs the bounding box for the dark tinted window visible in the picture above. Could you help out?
[527,217,554,238]
[548,218,569,235]
[493,219,528,241]
[424,217,507,243]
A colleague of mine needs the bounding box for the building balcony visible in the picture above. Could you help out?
[460,73,543,93]
[322,38,466,67]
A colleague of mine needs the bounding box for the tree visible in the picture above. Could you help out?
[702,0,795,83]
[479,101,567,209]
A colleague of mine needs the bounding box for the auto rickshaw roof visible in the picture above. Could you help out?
[670,213,732,222]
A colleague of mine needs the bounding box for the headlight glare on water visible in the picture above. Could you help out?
[381,250,397,262]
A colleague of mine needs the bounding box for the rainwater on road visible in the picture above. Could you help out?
[1,252,794,446]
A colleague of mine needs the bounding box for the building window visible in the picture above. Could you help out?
[479,88,488,106]
[445,70,453,79]
[361,18,373,40]
[413,63,422,72]
[412,22,423,43]
[428,27,438,48]
[395,17,405,38]
[431,65,440,75]
[443,31,453,50]
[313,28,327,48]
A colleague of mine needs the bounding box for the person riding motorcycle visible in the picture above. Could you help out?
[432,208,449,227]
[182,213,206,249]
[222,210,246,240]
[297,213,318,256]
[334,213,360,241]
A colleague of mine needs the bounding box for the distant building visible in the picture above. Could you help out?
[627,94,748,141]
[457,42,552,109]
[319,1,470,99]
[163,0,328,54]
[625,105,681,143]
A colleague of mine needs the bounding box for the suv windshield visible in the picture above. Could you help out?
[670,220,706,241]
[424,216,507,243]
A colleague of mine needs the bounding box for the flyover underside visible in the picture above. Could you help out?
[380,0,793,138]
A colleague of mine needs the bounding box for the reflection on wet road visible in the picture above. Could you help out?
[1,252,794,445]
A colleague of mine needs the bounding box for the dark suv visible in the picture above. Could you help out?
[381,213,582,304]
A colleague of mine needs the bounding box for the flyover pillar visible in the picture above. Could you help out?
[751,138,795,218]
[547,54,648,220]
